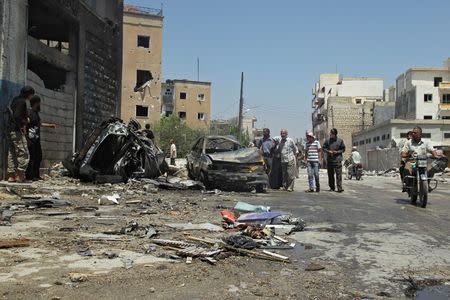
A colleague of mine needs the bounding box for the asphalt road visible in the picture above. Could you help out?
[257,169,450,296]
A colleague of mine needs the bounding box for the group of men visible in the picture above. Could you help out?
[6,86,56,183]
[256,128,299,192]
[257,127,348,193]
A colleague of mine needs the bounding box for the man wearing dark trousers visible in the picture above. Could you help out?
[25,95,56,180]
[323,128,346,193]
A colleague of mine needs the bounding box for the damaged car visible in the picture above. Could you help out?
[186,136,268,192]
[64,118,167,182]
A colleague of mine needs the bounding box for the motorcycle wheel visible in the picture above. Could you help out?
[356,171,361,181]
[410,178,417,205]
[347,171,352,180]
[419,179,428,208]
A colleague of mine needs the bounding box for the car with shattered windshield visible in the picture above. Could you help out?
[186,135,268,192]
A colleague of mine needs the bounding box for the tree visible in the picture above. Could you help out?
[152,115,206,157]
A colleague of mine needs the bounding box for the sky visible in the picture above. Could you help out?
[126,0,450,140]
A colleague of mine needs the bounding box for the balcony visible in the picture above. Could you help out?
[438,103,450,118]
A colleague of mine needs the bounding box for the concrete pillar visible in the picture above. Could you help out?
[0,0,28,179]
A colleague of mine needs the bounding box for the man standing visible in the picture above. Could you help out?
[304,131,322,193]
[275,129,298,192]
[7,86,35,182]
[256,128,275,186]
[170,139,177,166]
[25,95,56,180]
[323,128,346,192]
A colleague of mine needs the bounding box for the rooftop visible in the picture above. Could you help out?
[124,4,163,17]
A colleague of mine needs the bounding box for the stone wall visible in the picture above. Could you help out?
[326,97,374,159]
[27,70,74,166]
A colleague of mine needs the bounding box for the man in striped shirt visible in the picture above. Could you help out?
[304,131,322,192]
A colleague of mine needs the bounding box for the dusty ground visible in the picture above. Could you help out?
[1,169,450,299]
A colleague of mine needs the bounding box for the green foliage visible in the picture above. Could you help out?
[228,125,250,146]
[152,115,206,157]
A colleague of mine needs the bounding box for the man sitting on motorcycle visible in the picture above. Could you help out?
[400,126,439,193]
[349,146,362,172]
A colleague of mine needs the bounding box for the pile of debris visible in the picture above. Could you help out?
[136,201,306,265]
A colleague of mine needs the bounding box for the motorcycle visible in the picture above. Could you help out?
[344,159,363,180]
[404,155,438,208]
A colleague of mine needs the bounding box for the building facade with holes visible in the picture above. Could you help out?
[161,80,211,130]
[395,58,450,120]
[0,0,123,179]
[120,4,163,126]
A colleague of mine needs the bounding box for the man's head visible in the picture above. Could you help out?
[170,139,175,144]
[145,123,151,130]
[352,146,357,152]
[330,128,338,139]
[306,131,314,142]
[280,129,288,139]
[30,95,41,112]
[20,86,35,100]
[411,126,422,142]
[406,130,413,140]
[262,128,270,138]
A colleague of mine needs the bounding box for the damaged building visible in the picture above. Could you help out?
[0,0,123,179]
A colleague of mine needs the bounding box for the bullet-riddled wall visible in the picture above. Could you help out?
[121,6,163,126]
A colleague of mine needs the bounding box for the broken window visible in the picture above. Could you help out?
[355,99,362,104]
[135,70,153,91]
[424,94,433,102]
[197,113,205,120]
[197,94,205,101]
[424,115,432,119]
[444,133,450,138]
[137,35,150,48]
[443,94,450,104]
[136,105,149,117]
[434,77,443,87]
[180,92,187,100]
[205,138,241,154]
[179,112,186,119]
[443,116,450,120]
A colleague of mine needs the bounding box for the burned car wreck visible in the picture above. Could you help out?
[64,118,167,182]
[186,136,268,192]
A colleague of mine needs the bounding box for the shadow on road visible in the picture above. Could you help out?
[394,198,412,205]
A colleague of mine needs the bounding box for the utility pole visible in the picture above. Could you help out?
[197,57,200,81]
[237,72,244,139]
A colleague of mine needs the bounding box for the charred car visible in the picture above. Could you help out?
[64,118,167,182]
[186,136,268,192]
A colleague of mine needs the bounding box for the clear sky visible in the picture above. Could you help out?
[126,0,450,140]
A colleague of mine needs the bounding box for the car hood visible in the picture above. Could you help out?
[207,148,263,164]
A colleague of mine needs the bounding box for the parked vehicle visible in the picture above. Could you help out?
[186,136,268,192]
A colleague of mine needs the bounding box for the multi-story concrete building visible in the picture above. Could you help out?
[0,0,123,179]
[121,5,163,126]
[161,80,211,130]
[395,58,450,120]
[311,74,384,158]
